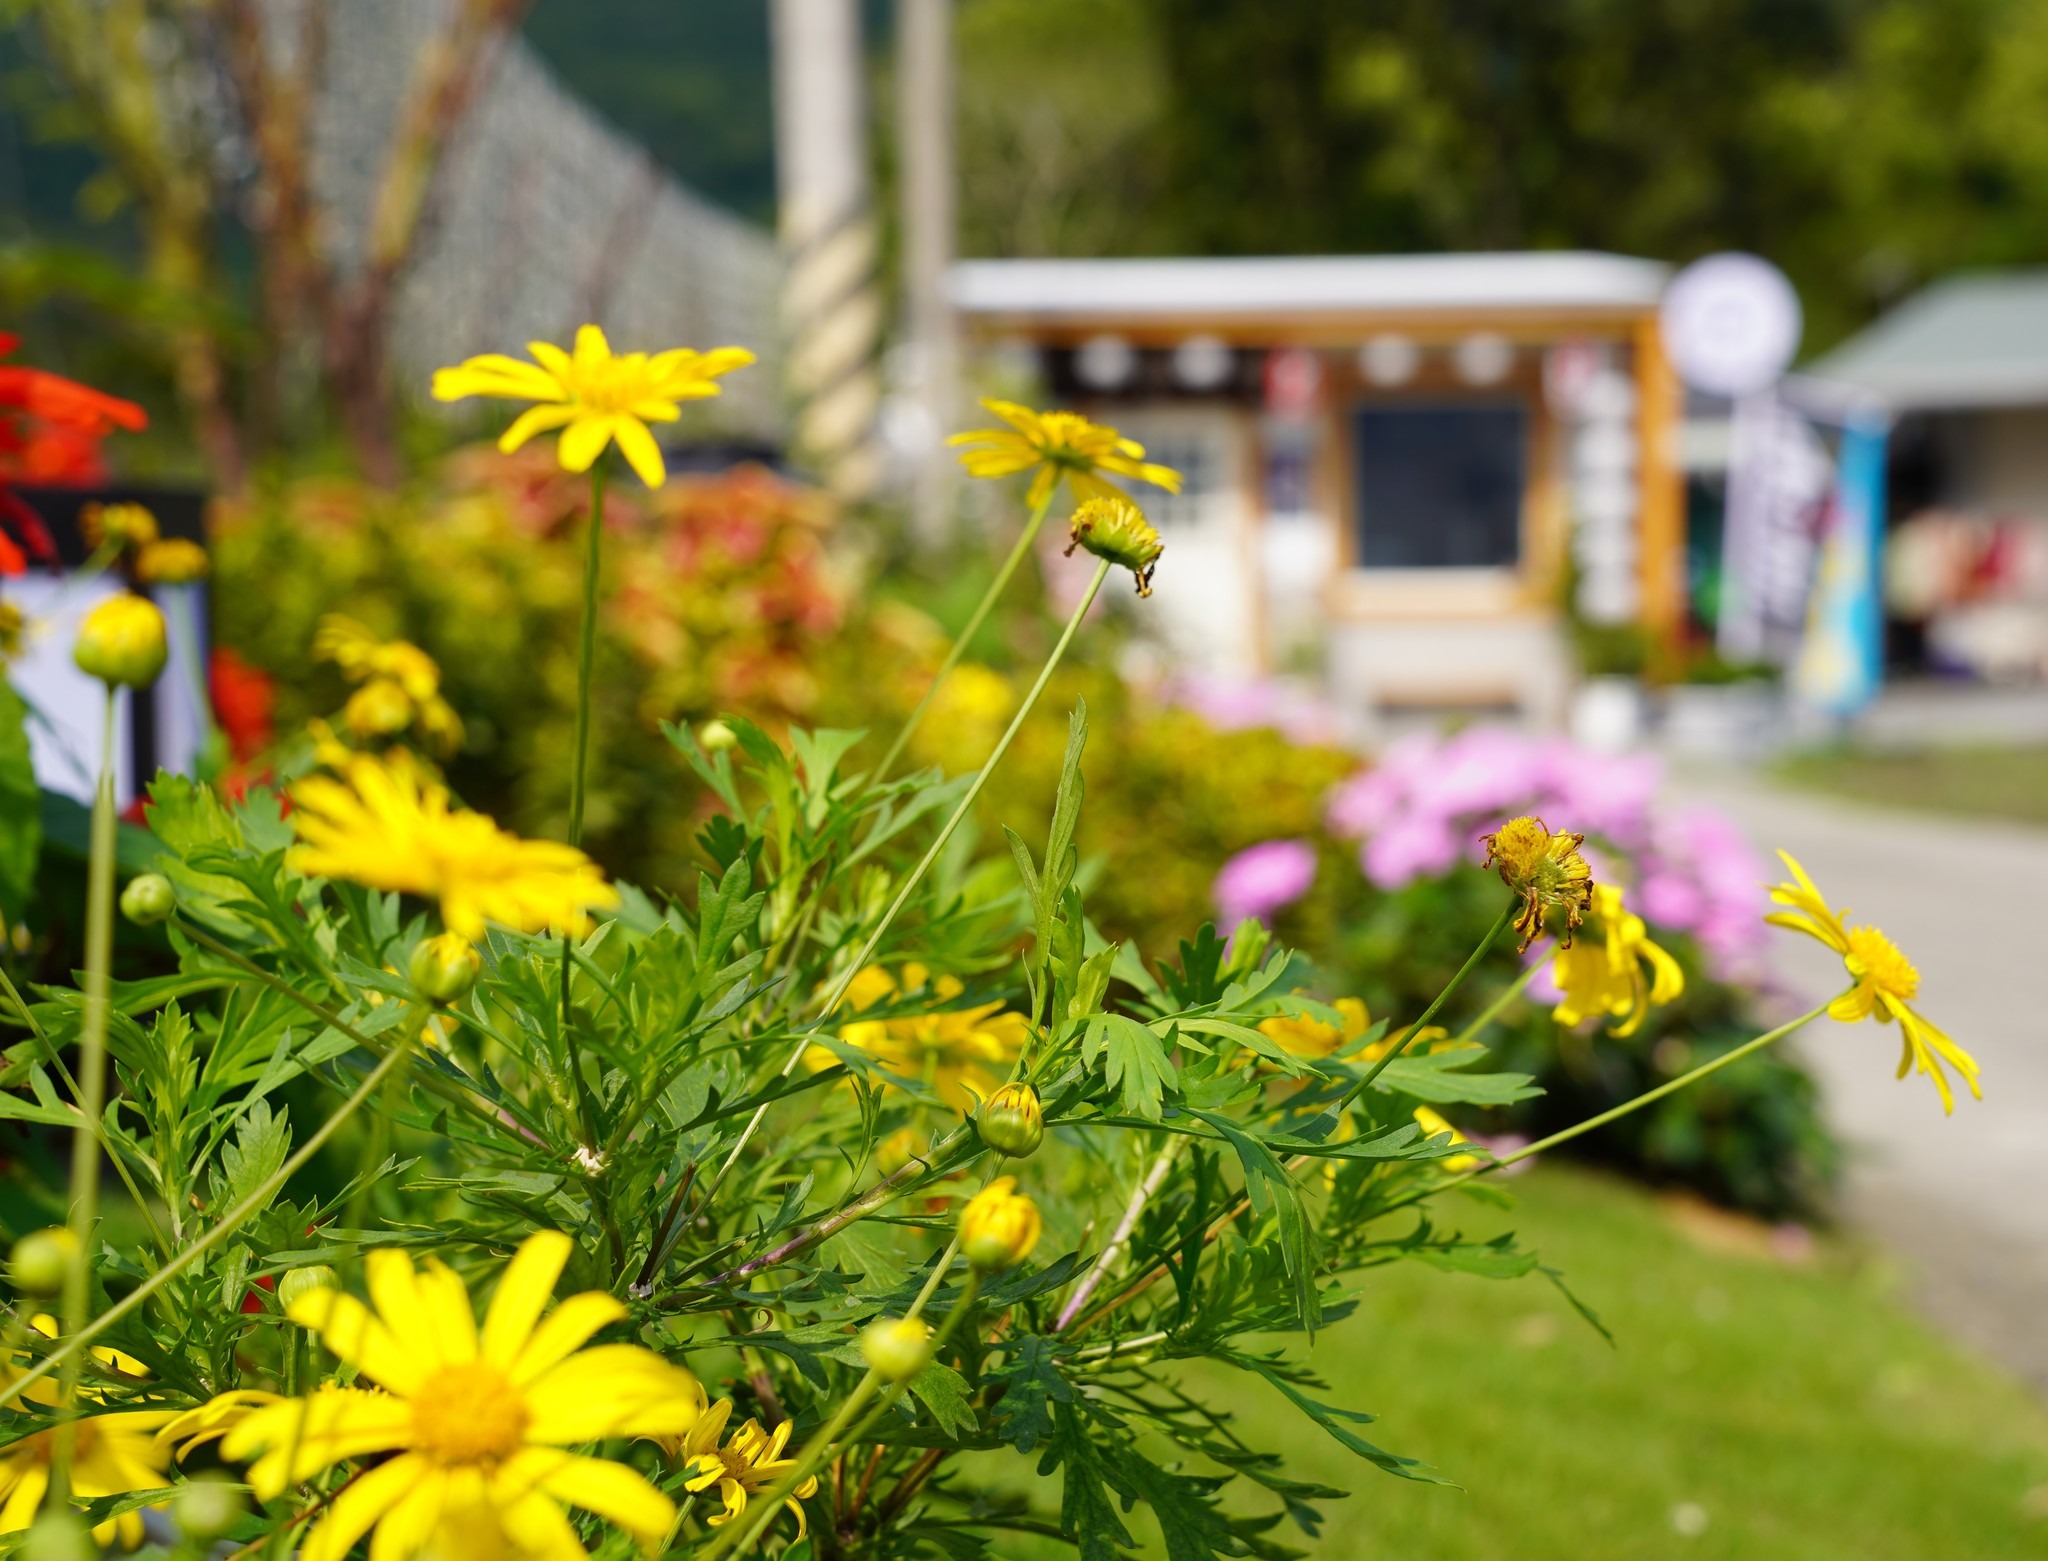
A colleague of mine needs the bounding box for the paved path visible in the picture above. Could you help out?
[1673,770,2048,1388]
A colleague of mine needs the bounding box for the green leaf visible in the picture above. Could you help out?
[988,1334,1074,1452]
[1082,1014,1177,1123]
[1541,1263,1616,1346]
[1041,1400,1134,1561]
[212,1098,291,1212]
[0,684,37,919]
[1400,1232,1539,1280]
[1116,1451,1245,1561]
[1372,1045,1541,1105]
[908,1358,978,1439]
[1221,1350,1448,1485]
[1188,1110,1318,1332]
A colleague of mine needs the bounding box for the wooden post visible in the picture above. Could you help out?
[1635,313,1685,653]
[897,0,958,540]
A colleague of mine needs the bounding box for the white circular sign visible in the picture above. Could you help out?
[1659,253,1802,397]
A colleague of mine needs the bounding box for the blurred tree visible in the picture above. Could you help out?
[951,0,2048,350]
[0,0,533,487]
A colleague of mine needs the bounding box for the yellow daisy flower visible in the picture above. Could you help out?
[288,750,619,940]
[809,964,1027,1110]
[220,1231,701,1561]
[432,325,756,488]
[0,1318,178,1547]
[1413,1106,1482,1174]
[1551,883,1684,1038]
[947,399,1183,509]
[313,616,464,754]
[1767,852,1979,1113]
[159,1388,283,1459]
[1258,997,1371,1059]
[1482,816,1595,951]
[665,1388,817,1538]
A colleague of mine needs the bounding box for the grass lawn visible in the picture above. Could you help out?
[1775,745,2048,826]
[965,1167,2048,1559]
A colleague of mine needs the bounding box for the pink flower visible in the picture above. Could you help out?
[1362,815,1462,889]
[1214,839,1318,928]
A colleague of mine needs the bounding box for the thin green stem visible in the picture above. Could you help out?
[0,1014,425,1416]
[1376,994,1842,1219]
[1454,951,1549,1047]
[872,490,1055,783]
[51,688,119,1502]
[1340,902,1512,1108]
[708,1267,983,1561]
[567,460,607,849]
[561,461,608,1181]
[691,559,1115,1228]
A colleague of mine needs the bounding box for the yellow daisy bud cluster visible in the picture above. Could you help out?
[81,502,209,586]
[313,613,464,756]
[0,600,24,665]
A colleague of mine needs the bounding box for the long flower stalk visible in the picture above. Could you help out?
[1339,902,1513,1107]
[1454,952,1549,1046]
[0,1015,426,1415]
[690,559,1114,1227]
[49,688,119,1502]
[561,462,608,1163]
[1375,993,1843,1217]
[871,489,1056,783]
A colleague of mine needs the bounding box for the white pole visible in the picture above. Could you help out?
[897,0,957,540]
[771,0,883,502]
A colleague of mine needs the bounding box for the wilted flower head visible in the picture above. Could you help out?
[1483,816,1594,951]
[1064,496,1162,596]
[79,501,157,552]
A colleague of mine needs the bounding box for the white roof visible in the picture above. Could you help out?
[950,253,1669,324]
[1807,270,2048,411]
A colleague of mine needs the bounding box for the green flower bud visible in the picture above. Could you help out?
[859,1315,931,1383]
[976,1082,1045,1158]
[276,1264,339,1310]
[119,872,177,926]
[20,1513,93,1561]
[72,593,168,688]
[408,932,481,1005]
[697,719,737,753]
[172,1475,246,1541]
[10,1227,77,1297]
[1064,496,1163,597]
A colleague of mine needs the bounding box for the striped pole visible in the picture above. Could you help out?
[771,0,884,503]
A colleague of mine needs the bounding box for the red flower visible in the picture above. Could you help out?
[210,647,276,762]
[0,333,147,565]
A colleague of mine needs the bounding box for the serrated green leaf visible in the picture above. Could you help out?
[908,1358,978,1438]
[988,1334,1073,1452]
[1083,1014,1177,1122]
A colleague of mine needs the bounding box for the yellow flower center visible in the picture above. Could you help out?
[1845,925,1918,1002]
[563,359,658,414]
[412,1363,530,1465]
[1485,817,1555,881]
[1032,412,1115,468]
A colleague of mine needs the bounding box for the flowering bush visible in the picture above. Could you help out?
[210,451,841,884]
[1221,725,1838,1217]
[0,342,1975,1561]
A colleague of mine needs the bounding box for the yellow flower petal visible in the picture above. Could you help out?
[302,1454,429,1561]
[533,1452,676,1540]
[418,1258,481,1365]
[284,1289,428,1395]
[508,1291,628,1385]
[480,1231,573,1367]
[498,402,580,453]
[368,1465,448,1561]
[557,413,616,474]
[611,414,668,487]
